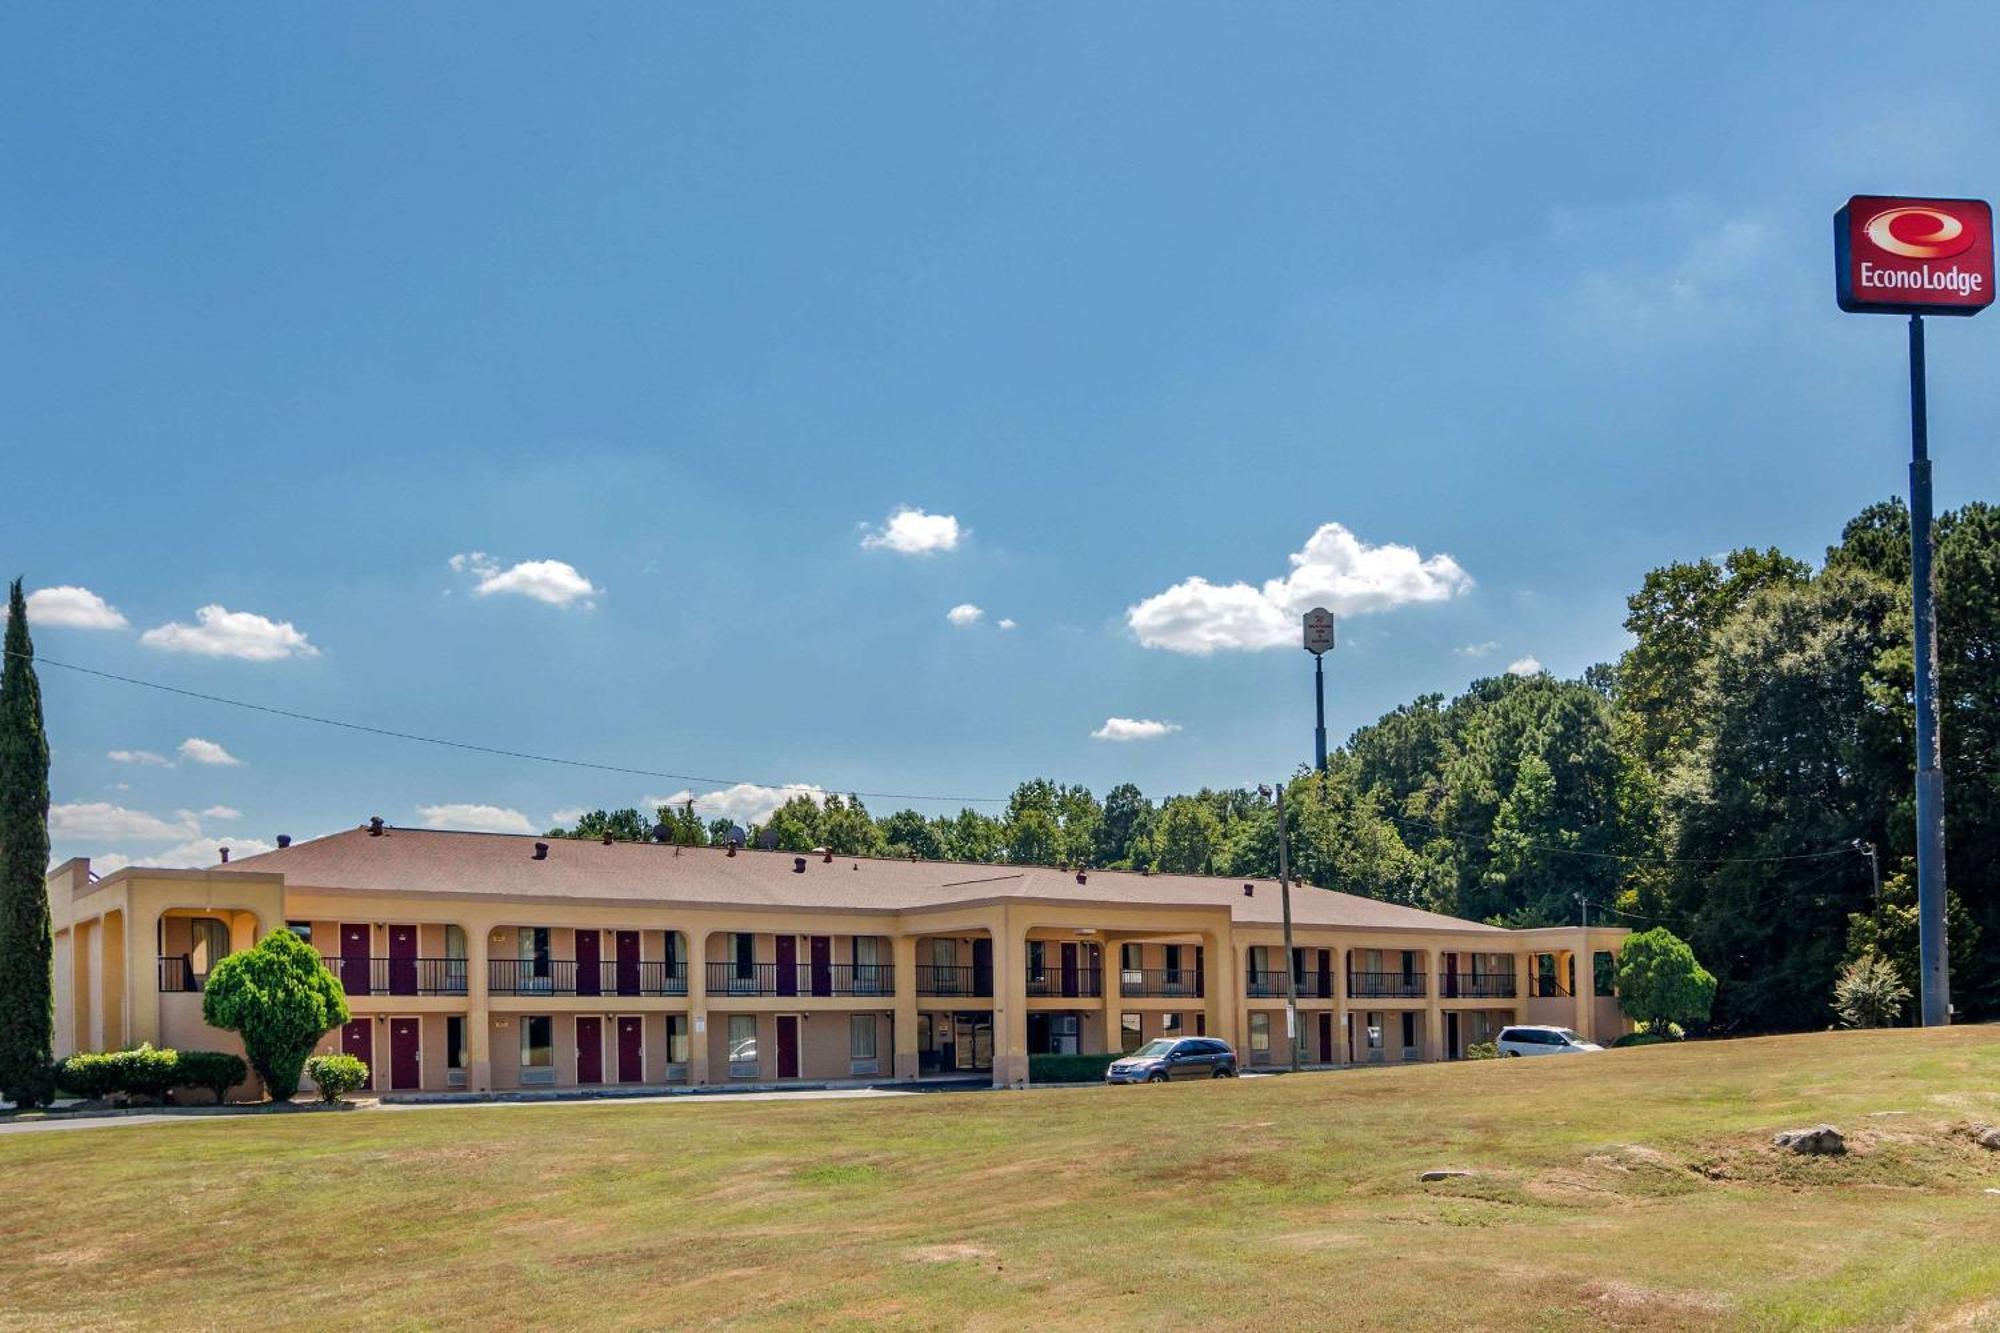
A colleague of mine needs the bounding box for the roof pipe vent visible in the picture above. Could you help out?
[218,847,230,864]
[601,833,615,846]
[532,841,549,861]
[793,856,807,874]
[1075,870,1087,885]
[276,834,292,849]
[726,843,737,858]
[368,816,385,837]
[1243,883,1254,897]
[651,823,672,844]
[822,848,833,864]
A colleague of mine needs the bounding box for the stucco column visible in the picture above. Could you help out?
[1423,949,1445,1061]
[1572,934,1595,1041]
[990,911,1027,1088]
[1101,934,1126,1052]
[892,933,919,1079]
[103,910,130,1050]
[688,930,713,1086]
[1204,930,1236,1050]
[1332,943,1349,1066]
[466,923,492,1092]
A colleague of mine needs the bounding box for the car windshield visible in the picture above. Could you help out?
[1132,1040,1176,1058]
[1554,1029,1583,1044]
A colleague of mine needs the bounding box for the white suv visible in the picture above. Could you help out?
[1495,1025,1602,1057]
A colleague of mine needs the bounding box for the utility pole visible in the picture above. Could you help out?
[1263,782,1302,1071]
[1303,608,1334,773]
[1855,840,1881,908]
[1907,314,1951,1026]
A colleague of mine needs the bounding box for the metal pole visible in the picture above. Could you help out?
[1313,654,1328,773]
[1908,313,1951,1026]
[1274,783,1302,1070]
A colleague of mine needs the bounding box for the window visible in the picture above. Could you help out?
[1162,1012,1183,1036]
[854,936,882,993]
[665,931,683,971]
[1249,1012,1271,1053]
[728,1015,759,1076]
[1027,940,1047,983]
[286,921,312,944]
[188,918,231,973]
[1121,1012,1143,1052]
[930,937,956,972]
[1047,1013,1079,1055]
[521,927,551,984]
[731,933,755,980]
[1291,947,1307,987]
[446,1016,466,1070]
[1366,1015,1384,1050]
[666,1015,690,1066]
[1594,951,1617,997]
[443,925,468,994]
[1401,1012,1417,1052]
[521,1016,553,1067]
[849,1015,878,1071]
[1164,945,1183,983]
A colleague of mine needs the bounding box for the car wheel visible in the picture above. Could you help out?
[1505,1050,1521,1057]
[1147,1071,1168,1084]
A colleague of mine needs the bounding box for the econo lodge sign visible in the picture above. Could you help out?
[1836,195,1994,315]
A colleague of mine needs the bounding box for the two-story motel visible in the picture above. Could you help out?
[46,822,1630,1096]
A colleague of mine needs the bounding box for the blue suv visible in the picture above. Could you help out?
[1106,1037,1239,1083]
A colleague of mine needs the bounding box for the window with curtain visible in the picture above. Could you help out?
[853,936,881,993]
[666,1015,690,1066]
[446,1016,466,1070]
[521,1016,553,1067]
[728,1015,759,1076]
[1249,1012,1270,1053]
[849,1015,877,1061]
[1121,1013,1142,1052]
[444,925,468,994]
[188,918,231,973]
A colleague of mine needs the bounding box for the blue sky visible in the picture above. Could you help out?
[9,5,2000,870]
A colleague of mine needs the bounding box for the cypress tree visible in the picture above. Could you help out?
[0,579,55,1107]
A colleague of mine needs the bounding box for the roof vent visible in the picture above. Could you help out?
[601,832,615,846]
[1140,867,1151,877]
[532,841,549,861]
[651,823,672,844]
[792,856,807,874]
[822,848,834,864]
[726,843,737,858]
[218,847,230,864]
[1243,883,1254,897]
[1075,870,1087,885]
[368,816,385,837]
[276,834,292,849]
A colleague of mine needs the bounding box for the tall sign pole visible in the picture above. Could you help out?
[1836,194,1994,1026]
[1303,607,1335,772]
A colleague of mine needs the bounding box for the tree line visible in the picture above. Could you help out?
[548,498,1998,1035]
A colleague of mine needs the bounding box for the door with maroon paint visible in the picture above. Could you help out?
[389,1017,422,1089]
[1317,1012,1334,1064]
[1060,942,1079,998]
[575,930,602,997]
[809,936,832,997]
[340,924,371,996]
[388,925,418,996]
[616,931,641,997]
[575,1017,603,1083]
[339,1018,374,1090]
[775,1014,800,1079]
[775,935,798,997]
[616,1016,643,1083]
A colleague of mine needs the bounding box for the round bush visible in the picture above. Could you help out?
[175,1050,249,1103]
[1463,1041,1500,1060]
[304,1053,369,1103]
[55,1051,119,1100]
[202,930,350,1100]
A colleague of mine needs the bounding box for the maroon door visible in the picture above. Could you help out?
[340,924,371,996]
[617,1016,643,1083]
[389,1017,422,1089]
[1060,942,1080,998]
[775,1014,800,1078]
[809,936,832,997]
[339,1018,374,1090]
[388,925,418,996]
[576,1017,603,1083]
[1195,945,1206,999]
[575,930,602,997]
[1317,1012,1334,1064]
[775,936,798,997]
[616,931,641,996]
[1317,949,1333,1001]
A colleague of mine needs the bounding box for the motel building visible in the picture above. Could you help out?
[45,824,1631,1096]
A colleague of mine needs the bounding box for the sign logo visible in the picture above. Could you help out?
[1836,195,1994,316]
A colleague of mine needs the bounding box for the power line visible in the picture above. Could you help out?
[6,649,1010,810]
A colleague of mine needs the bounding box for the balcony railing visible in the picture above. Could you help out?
[1025,967,1102,999]
[489,959,689,997]
[1245,970,1330,999]
[332,956,471,997]
[157,955,206,993]
[1348,970,1427,999]
[915,964,990,997]
[1119,968,1203,999]
[1527,977,1572,999]
[1440,973,1517,999]
[703,962,895,998]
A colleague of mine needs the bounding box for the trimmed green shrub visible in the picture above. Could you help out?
[52,1044,191,1101]
[175,1050,248,1103]
[203,930,350,1100]
[1029,1052,1118,1083]
[54,1050,120,1100]
[304,1053,368,1103]
[115,1043,181,1098]
[1612,1031,1669,1048]
[1463,1041,1500,1060]
[1615,928,1717,1036]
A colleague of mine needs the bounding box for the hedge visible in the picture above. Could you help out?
[304,1053,369,1103]
[1612,1031,1670,1048]
[1029,1052,1119,1083]
[1463,1041,1500,1060]
[52,1045,246,1103]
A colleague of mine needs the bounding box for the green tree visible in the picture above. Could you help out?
[1614,928,1717,1036]
[0,580,54,1107]
[1093,783,1153,868]
[1150,797,1222,874]
[820,794,886,857]
[878,809,943,860]
[1832,950,1910,1029]
[549,808,650,841]
[202,930,351,1100]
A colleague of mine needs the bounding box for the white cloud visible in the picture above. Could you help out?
[649,782,826,827]
[1126,522,1473,655]
[860,507,962,556]
[152,835,275,869]
[1455,641,1498,658]
[1506,656,1545,677]
[549,808,589,826]
[451,552,601,608]
[49,802,200,842]
[1091,717,1182,742]
[416,803,537,834]
[108,749,171,767]
[201,805,242,821]
[946,603,984,627]
[24,586,128,630]
[140,605,319,660]
[997,618,1017,631]
[178,737,242,767]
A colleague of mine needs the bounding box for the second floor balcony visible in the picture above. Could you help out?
[1245,970,1331,1000]
[1025,967,1102,999]
[915,963,991,997]
[489,959,688,998]
[1440,972,1517,999]
[1348,970,1427,1000]
[704,961,895,998]
[1119,968,1203,999]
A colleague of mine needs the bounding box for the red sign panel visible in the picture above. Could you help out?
[1836,195,1994,316]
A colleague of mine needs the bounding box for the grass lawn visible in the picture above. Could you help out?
[4,1027,1999,1331]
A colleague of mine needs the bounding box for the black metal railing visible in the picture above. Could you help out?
[157,955,206,993]
[915,964,990,997]
[703,962,895,998]
[488,959,689,997]
[331,956,472,997]
[1528,977,1572,999]
[1440,973,1517,999]
[1348,970,1427,999]
[1245,970,1330,999]
[1119,968,1203,999]
[1025,967,1102,998]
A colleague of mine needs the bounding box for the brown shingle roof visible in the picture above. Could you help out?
[213,825,1506,933]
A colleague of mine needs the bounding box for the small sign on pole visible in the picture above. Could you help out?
[1302,607,1335,656]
